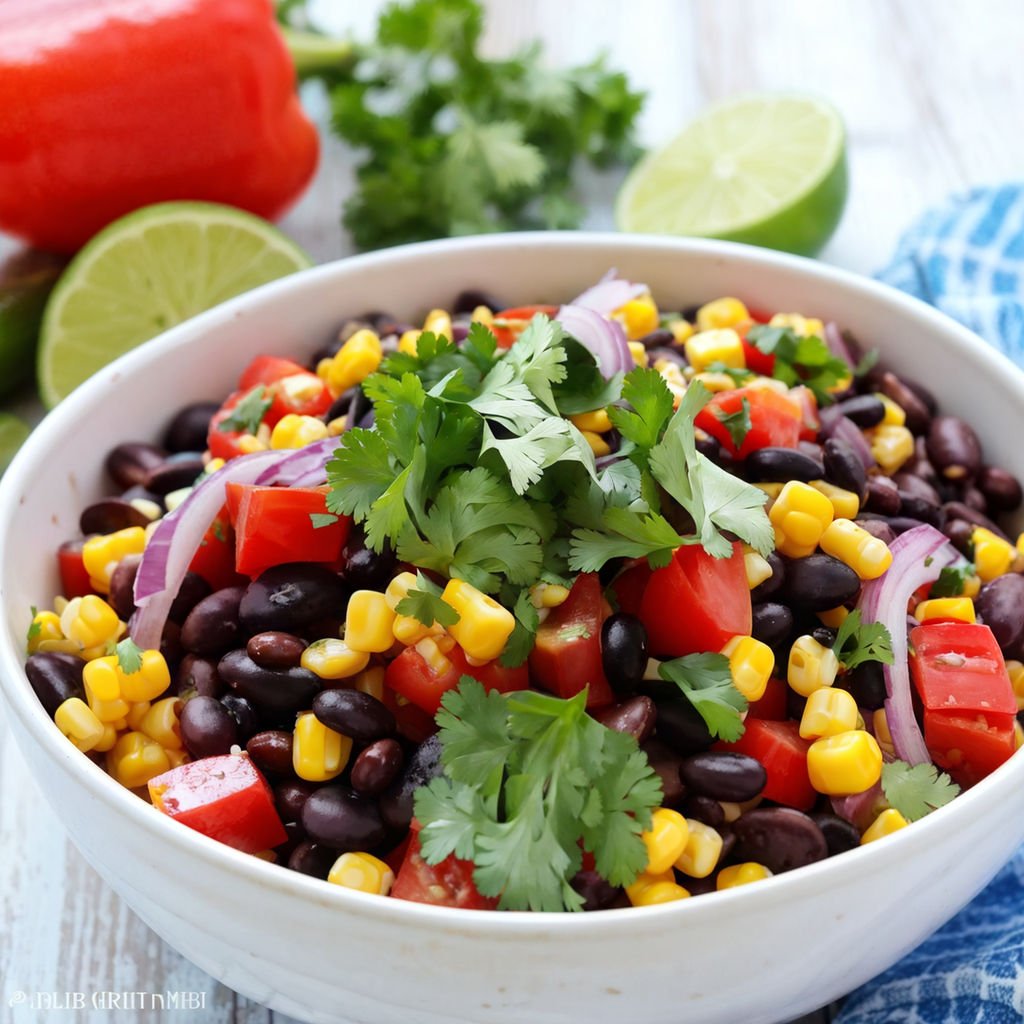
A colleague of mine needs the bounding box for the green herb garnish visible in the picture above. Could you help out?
[216,385,272,435]
[747,324,851,404]
[833,609,894,672]
[881,760,960,821]
[658,652,747,742]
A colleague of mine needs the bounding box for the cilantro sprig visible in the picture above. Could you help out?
[930,563,975,599]
[217,385,272,435]
[394,571,460,628]
[746,325,850,404]
[658,653,748,742]
[881,760,960,821]
[414,679,662,911]
[833,610,894,672]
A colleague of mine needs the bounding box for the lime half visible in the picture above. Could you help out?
[616,93,848,256]
[38,202,312,408]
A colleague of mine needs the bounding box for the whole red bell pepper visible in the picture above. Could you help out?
[0,0,319,252]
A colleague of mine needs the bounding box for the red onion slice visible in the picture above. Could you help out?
[569,269,646,315]
[825,414,875,469]
[858,524,956,765]
[824,321,857,370]
[555,303,633,380]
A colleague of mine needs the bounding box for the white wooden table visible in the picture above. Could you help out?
[3,1,1023,1020]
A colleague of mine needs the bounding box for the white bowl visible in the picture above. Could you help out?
[2,234,1023,1024]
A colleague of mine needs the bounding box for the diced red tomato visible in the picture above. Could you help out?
[718,719,816,811]
[492,305,559,348]
[187,510,245,592]
[148,754,287,854]
[207,390,253,462]
[58,539,95,598]
[529,572,614,708]
[740,337,776,377]
[229,484,351,578]
[381,687,439,744]
[910,621,1017,787]
[694,386,802,459]
[746,677,789,721]
[238,355,332,424]
[607,560,652,617]
[391,831,498,909]
[238,355,310,391]
[639,542,751,659]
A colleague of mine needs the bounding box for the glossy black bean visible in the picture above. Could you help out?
[822,438,867,501]
[961,485,988,513]
[301,785,386,851]
[942,501,1010,541]
[180,586,245,656]
[653,698,714,756]
[159,620,183,673]
[810,813,861,857]
[595,696,656,743]
[639,738,686,807]
[680,794,726,829]
[679,752,766,803]
[786,688,808,720]
[287,841,337,879]
[858,512,939,536]
[943,518,976,556]
[179,695,237,758]
[854,518,897,545]
[901,374,938,414]
[572,870,623,911]
[750,551,785,603]
[105,441,166,489]
[176,654,222,699]
[835,395,885,428]
[247,730,296,777]
[453,288,504,314]
[977,466,1022,512]
[219,694,261,741]
[351,739,404,796]
[25,651,85,717]
[797,440,824,462]
[877,371,931,435]
[893,472,941,507]
[745,447,823,483]
[835,660,887,711]
[163,402,219,453]
[751,602,794,650]
[864,476,901,516]
[380,734,443,831]
[927,416,982,481]
[903,435,940,487]
[276,780,318,824]
[976,574,1024,652]
[107,554,142,620]
[812,626,837,647]
[730,807,828,874]
[79,498,151,536]
[896,493,945,528]
[600,613,648,693]
[239,563,348,635]
[340,544,397,594]
[325,388,358,424]
[781,553,861,611]
[218,650,320,713]
[168,572,212,626]
[247,631,306,669]
[313,689,395,743]
[144,452,205,495]
[638,328,676,351]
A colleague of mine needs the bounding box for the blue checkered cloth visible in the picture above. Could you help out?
[835,185,1024,1023]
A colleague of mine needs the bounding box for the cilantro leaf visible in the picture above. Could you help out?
[853,348,880,377]
[746,325,850,405]
[500,588,540,668]
[395,571,461,628]
[712,396,752,449]
[309,513,339,530]
[115,637,145,676]
[881,760,960,822]
[833,610,894,672]
[216,386,272,435]
[658,653,747,741]
[480,417,594,495]
[930,563,975,599]
[706,361,756,385]
[551,338,623,415]
[325,428,395,521]
[27,606,40,643]
[569,507,685,572]
[361,372,426,465]
[607,367,675,458]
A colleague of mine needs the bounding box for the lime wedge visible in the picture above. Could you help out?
[616,93,848,256]
[0,412,32,473]
[38,201,312,408]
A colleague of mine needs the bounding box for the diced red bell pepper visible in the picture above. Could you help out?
[58,539,95,599]
[491,305,559,348]
[391,830,498,909]
[607,559,652,617]
[187,508,245,592]
[740,337,776,377]
[207,390,255,462]
[238,355,332,425]
[694,386,802,459]
[746,677,789,721]
[639,542,751,659]
[148,754,287,854]
[717,719,816,811]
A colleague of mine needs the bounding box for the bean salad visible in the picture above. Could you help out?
[25,275,1024,912]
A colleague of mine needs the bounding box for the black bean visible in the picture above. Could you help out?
[79,498,152,536]
[877,371,931,435]
[927,416,982,481]
[645,344,687,367]
[639,737,686,807]
[25,651,85,717]
[594,696,656,743]
[163,402,219,453]
[239,563,348,635]
[835,660,887,711]
[247,631,306,670]
[864,476,901,516]
[781,553,861,611]
[106,442,166,489]
[943,518,976,556]
[961,486,988,513]
[896,493,945,528]
[835,395,885,429]
[340,543,397,593]
[287,841,337,879]
[638,328,676,351]
[653,698,715,756]
[144,452,205,495]
[854,518,897,545]
[751,602,793,649]
[453,288,504,314]
[176,654,222,699]
[380,734,443,831]
[823,438,867,501]
[159,620,183,673]
[942,501,1010,541]
[275,822,305,861]
[180,586,245,656]
[976,575,1024,652]
[810,813,861,857]
[301,785,386,851]
[786,688,808,720]
[571,870,623,911]
[901,375,938,415]
[179,695,237,758]
[893,472,941,508]
[247,730,296,777]
[903,435,940,487]
[812,626,837,647]
[745,447,823,483]
[679,752,766,802]
[750,551,786,603]
[218,650,320,713]
[680,794,726,829]
[312,689,395,743]
[730,807,828,874]
[798,441,824,462]
[351,739,404,796]
[276,780,317,824]
[108,554,142,620]
[600,613,648,693]
[169,572,212,625]
[978,466,1023,512]
[219,694,261,741]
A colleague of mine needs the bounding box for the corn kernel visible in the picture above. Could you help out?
[93,723,119,753]
[470,305,494,328]
[83,655,122,702]
[752,481,784,504]
[326,329,383,395]
[353,666,386,702]
[674,819,724,878]
[717,862,773,889]
[392,613,442,646]
[787,635,840,697]
[768,312,823,337]
[61,594,122,648]
[915,597,975,624]
[769,481,834,558]
[820,518,893,580]
[627,341,649,368]
[721,635,774,702]
[697,297,749,332]
[398,329,421,356]
[570,409,613,434]
[872,708,895,756]
[817,606,850,629]
[316,356,333,380]
[743,550,773,589]
[423,308,453,341]
[624,867,672,904]
[327,851,395,895]
[138,697,182,750]
[869,424,914,474]
[237,433,269,455]
[799,687,859,739]
[126,700,150,730]
[807,730,883,795]
[685,328,744,372]
[641,808,690,874]
[81,527,147,593]
[27,609,63,653]
[582,429,612,457]
[164,487,192,513]
[119,649,172,702]
[165,749,190,769]
[442,579,515,663]
[301,638,370,680]
[668,318,694,344]
[692,371,741,393]
[107,730,171,789]
[614,296,660,340]
[270,413,329,450]
[384,571,419,611]
[1007,660,1024,711]
[972,527,1016,582]
[809,480,860,520]
[529,582,570,609]
[872,394,904,427]
[327,415,348,436]
[861,807,909,844]
[630,880,691,906]
[345,590,397,654]
[55,697,105,752]
[293,711,352,782]
[414,636,454,676]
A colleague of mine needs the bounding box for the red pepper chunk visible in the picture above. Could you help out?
[391,830,498,910]
[694,386,802,459]
[148,754,286,854]
[238,356,332,425]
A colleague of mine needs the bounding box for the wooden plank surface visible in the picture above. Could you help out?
[2,1,1022,1020]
